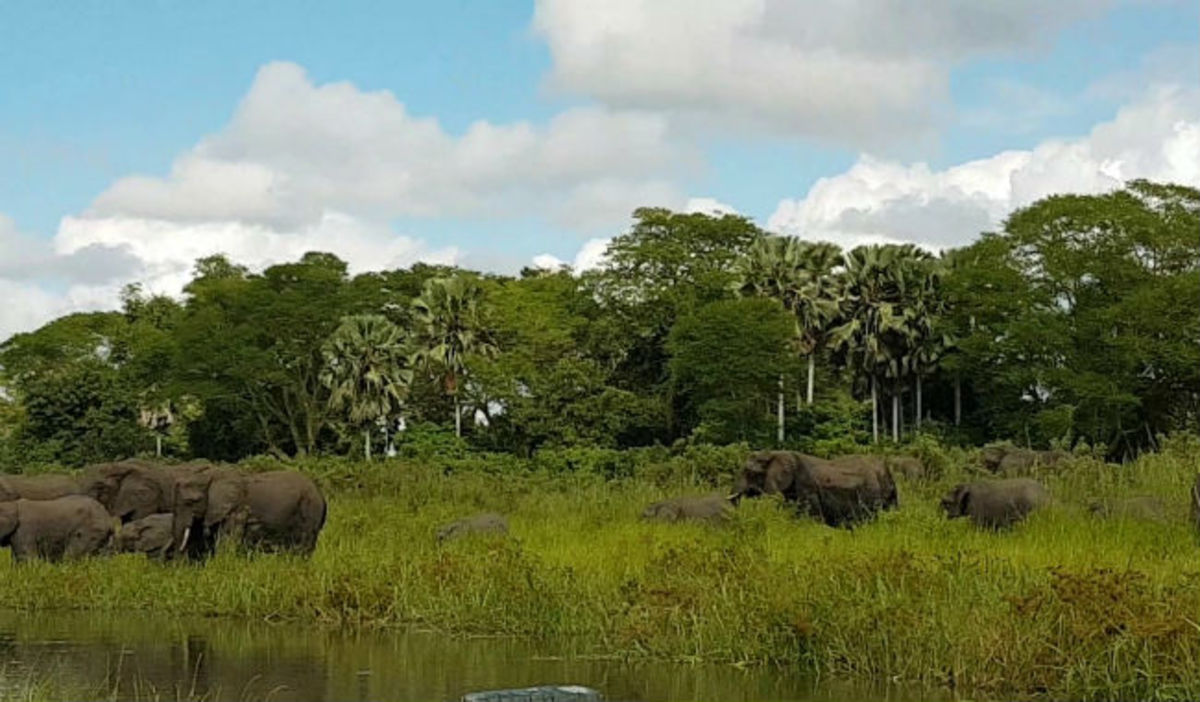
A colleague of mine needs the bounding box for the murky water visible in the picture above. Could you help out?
[0,612,939,701]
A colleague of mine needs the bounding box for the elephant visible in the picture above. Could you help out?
[734,451,897,527]
[940,478,1049,529]
[80,460,207,523]
[885,455,925,480]
[1087,496,1167,523]
[641,494,733,524]
[114,513,176,560]
[980,446,1068,475]
[437,513,508,543]
[172,468,327,558]
[0,495,114,562]
[0,473,84,502]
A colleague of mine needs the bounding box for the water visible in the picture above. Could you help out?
[0,612,937,702]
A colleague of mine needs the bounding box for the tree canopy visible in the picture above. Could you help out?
[1,181,1195,467]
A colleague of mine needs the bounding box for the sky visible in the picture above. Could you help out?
[1,0,1197,340]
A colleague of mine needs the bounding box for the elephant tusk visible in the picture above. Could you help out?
[178,526,191,552]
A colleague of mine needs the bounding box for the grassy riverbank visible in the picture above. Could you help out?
[2,440,1199,701]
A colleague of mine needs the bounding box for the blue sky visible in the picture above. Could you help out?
[0,0,1197,338]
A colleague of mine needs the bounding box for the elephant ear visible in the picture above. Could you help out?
[205,476,246,527]
[0,502,17,543]
[765,454,795,492]
[956,485,972,516]
[112,476,157,521]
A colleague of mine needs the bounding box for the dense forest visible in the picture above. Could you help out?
[1,180,1196,467]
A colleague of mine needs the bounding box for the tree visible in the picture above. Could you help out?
[667,298,795,444]
[831,245,923,443]
[174,252,351,456]
[411,275,498,438]
[321,314,413,460]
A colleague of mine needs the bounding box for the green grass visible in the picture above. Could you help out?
[1,441,1198,701]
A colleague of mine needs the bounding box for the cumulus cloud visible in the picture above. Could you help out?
[5,60,690,338]
[90,62,688,231]
[56,212,458,299]
[532,0,1114,145]
[768,84,1200,250]
[683,197,739,216]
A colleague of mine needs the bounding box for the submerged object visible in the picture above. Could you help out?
[461,686,603,702]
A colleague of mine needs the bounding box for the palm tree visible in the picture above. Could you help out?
[411,275,498,438]
[321,314,412,460]
[902,258,949,432]
[793,242,842,406]
[736,236,803,443]
[737,237,842,442]
[830,245,917,443]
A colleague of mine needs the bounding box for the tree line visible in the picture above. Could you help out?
[0,180,1196,466]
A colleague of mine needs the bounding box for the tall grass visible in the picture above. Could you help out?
[1,440,1198,700]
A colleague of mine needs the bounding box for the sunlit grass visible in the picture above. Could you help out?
[0,443,1197,700]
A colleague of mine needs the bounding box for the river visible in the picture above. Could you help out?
[0,612,940,701]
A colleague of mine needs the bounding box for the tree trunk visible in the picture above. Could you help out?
[777,375,785,444]
[871,375,878,444]
[916,375,923,431]
[364,429,371,461]
[806,355,815,405]
[892,386,900,443]
[155,435,162,458]
[954,375,962,426]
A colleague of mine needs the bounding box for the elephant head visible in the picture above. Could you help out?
[940,484,971,519]
[732,451,797,501]
[172,468,246,556]
[79,461,152,517]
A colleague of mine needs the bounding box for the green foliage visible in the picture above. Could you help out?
[668,298,796,444]
[1,184,1196,463]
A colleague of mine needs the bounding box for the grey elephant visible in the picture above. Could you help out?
[980,446,1068,474]
[641,494,733,524]
[734,451,897,527]
[172,467,327,559]
[114,513,176,560]
[0,495,114,562]
[1087,496,1167,523]
[80,459,208,523]
[0,473,84,502]
[941,478,1049,529]
[437,513,508,544]
[885,455,925,480]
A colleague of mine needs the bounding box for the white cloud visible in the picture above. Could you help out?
[531,236,612,274]
[768,84,1200,250]
[683,197,739,216]
[55,212,458,299]
[90,62,688,231]
[532,0,1114,145]
[1,60,690,339]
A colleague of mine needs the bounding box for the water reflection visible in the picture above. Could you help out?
[0,612,939,701]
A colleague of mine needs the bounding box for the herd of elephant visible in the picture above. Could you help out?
[635,447,1200,532]
[4,446,1199,562]
[0,460,326,562]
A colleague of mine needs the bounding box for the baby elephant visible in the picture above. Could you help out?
[115,513,176,560]
[941,478,1049,529]
[1088,496,1167,523]
[0,495,114,562]
[437,513,508,544]
[641,494,733,524]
